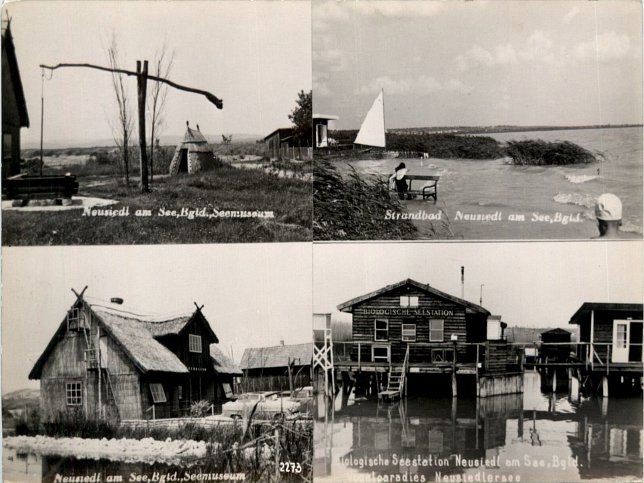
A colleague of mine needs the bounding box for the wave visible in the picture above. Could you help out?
[553,192,597,209]
[621,220,643,235]
[565,174,599,184]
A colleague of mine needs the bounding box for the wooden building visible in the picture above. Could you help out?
[568,302,643,395]
[263,127,295,159]
[332,279,523,398]
[240,342,312,392]
[2,20,29,178]
[29,290,233,421]
[168,123,217,175]
[210,345,243,405]
[539,327,572,362]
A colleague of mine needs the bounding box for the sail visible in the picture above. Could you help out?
[354,90,386,148]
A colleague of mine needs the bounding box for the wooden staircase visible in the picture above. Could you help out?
[379,345,409,401]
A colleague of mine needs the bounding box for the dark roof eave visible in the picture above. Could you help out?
[2,26,30,127]
[337,278,490,316]
[569,302,644,325]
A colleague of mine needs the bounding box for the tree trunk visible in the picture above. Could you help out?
[137,61,149,193]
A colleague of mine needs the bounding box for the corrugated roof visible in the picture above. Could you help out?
[93,308,189,374]
[240,343,313,370]
[210,345,242,376]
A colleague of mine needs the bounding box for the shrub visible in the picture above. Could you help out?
[190,400,212,418]
[504,140,597,165]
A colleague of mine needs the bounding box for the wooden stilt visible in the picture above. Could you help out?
[451,370,458,397]
[602,376,609,397]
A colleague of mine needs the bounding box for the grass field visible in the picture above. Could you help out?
[2,164,312,245]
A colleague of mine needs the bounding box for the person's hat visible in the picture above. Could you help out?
[595,193,622,221]
[395,168,408,180]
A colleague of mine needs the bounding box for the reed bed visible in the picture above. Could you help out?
[313,158,416,240]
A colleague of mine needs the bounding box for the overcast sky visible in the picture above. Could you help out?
[313,0,643,130]
[6,1,311,147]
[314,242,643,329]
[2,244,312,394]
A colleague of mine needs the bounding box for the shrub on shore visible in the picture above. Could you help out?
[313,158,416,240]
[505,139,597,165]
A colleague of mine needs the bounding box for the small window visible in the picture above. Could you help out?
[66,382,82,406]
[374,319,388,341]
[372,345,390,363]
[150,383,167,403]
[189,334,202,353]
[400,296,419,308]
[402,324,416,342]
[429,319,444,342]
[177,385,183,400]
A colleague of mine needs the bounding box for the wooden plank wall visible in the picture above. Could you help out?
[351,285,477,364]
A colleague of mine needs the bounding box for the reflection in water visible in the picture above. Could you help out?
[314,372,642,482]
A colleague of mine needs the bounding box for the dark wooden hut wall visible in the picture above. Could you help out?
[350,285,484,364]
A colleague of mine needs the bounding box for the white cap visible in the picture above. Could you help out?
[595,193,622,221]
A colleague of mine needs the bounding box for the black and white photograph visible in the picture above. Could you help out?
[1,244,313,482]
[312,241,643,482]
[312,0,643,240]
[2,1,312,245]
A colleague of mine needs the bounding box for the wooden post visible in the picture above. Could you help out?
[274,428,280,482]
[452,340,457,397]
[602,375,609,397]
[552,370,557,393]
[137,60,149,193]
[97,324,102,420]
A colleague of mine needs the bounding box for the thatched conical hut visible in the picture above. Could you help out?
[168,122,216,175]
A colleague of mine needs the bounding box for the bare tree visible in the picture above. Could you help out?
[147,45,174,185]
[107,36,134,186]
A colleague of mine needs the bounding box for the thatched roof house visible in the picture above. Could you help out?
[29,290,235,421]
[168,122,217,175]
[2,20,30,178]
[240,342,313,392]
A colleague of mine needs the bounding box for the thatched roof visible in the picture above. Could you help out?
[337,278,490,316]
[210,345,242,376]
[240,343,313,370]
[92,308,188,374]
[30,296,219,379]
[182,126,208,144]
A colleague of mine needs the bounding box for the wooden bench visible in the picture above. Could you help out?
[3,174,79,200]
[389,174,439,201]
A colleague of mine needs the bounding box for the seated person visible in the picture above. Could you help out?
[389,162,409,200]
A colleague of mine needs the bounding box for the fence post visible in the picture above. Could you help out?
[274,428,280,482]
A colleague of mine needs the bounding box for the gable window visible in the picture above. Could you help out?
[66,382,82,406]
[189,334,202,353]
[372,345,390,363]
[374,319,388,341]
[402,324,417,342]
[429,319,444,342]
[150,383,167,403]
[400,296,419,308]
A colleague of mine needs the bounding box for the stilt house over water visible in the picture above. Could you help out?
[332,279,523,399]
[29,288,238,421]
[168,122,217,175]
[568,302,643,396]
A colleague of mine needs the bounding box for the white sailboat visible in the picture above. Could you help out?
[354,89,386,148]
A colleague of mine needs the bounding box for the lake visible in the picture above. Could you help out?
[314,371,643,482]
[332,127,642,240]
